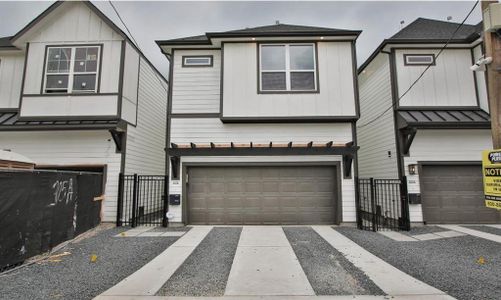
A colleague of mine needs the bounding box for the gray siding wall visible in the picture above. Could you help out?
[124,57,168,175]
[357,53,399,178]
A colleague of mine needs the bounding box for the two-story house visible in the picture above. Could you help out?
[157,23,361,225]
[0,1,168,222]
[358,18,500,224]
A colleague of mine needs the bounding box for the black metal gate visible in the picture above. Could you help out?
[116,174,168,227]
[356,177,410,231]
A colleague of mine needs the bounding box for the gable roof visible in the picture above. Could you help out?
[157,23,361,47]
[0,36,16,50]
[9,0,167,83]
[358,17,482,74]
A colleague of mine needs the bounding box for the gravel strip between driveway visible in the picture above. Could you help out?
[157,227,242,296]
[283,227,383,295]
[0,226,178,300]
[337,227,501,300]
[466,225,501,236]
[402,225,444,236]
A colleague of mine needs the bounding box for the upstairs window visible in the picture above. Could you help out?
[182,55,213,67]
[259,43,317,93]
[404,54,435,66]
[43,45,101,94]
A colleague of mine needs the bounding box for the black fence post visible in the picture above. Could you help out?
[370,177,377,232]
[354,176,362,230]
[400,176,411,231]
[116,173,124,227]
[131,173,139,228]
[162,175,169,227]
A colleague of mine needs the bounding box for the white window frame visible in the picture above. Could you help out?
[43,45,101,94]
[182,55,213,67]
[404,54,436,66]
[259,43,317,92]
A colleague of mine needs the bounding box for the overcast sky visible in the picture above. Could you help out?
[0,1,482,77]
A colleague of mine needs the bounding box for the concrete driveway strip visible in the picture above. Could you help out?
[100,226,213,297]
[312,226,453,298]
[438,225,501,244]
[224,226,315,296]
[95,295,456,300]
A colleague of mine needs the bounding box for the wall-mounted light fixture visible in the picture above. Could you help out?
[408,164,417,175]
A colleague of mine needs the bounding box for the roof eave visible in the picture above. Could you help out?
[206,30,362,39]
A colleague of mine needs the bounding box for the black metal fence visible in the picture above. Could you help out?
[116,174,168,227]
[356,177,410,231]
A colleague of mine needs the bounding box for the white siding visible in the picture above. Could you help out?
[20,1,123,116]
[222,42,357,118]
[0,52,24,108]
[167,156,356,224]
[396,49,478,107]
[20,94,118,117]
[404,129,492,222]
[0,130,121,222]
[357,54,399,178]
[171,50,221,114]
[124,56,167,175]
[121,42,140,124]
[170,118,353,144]
[473,44,489,112]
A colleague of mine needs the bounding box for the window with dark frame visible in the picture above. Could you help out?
[182,55,213,67]
[404,54,435,66]
[44,45,100,94]
[259,43,317,92]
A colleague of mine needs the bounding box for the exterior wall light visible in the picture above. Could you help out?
[408,164,417,175]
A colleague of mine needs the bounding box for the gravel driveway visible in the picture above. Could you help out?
[0,225,180,300]
[338,227,501,300]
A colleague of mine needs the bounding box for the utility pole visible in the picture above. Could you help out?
[482,0,501,148]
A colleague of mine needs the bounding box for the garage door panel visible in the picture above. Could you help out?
[187,166,338,225]
[421,164,500,224]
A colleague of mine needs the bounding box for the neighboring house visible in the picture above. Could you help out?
[0,1,168,222]
[358,18,500,224]
[157,23,361,225]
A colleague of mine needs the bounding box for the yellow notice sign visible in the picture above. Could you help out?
[482,149,501,209]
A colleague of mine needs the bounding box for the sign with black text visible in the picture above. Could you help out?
[482,149,501,209]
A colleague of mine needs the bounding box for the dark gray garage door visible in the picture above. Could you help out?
[187,166,339,225]
[421,164,500,224]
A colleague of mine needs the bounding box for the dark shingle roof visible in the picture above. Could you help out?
[389,18,481,41]
[397,109,490,129]
[0,110,121,130]
[157,23,361,46]
[0,36,15,49]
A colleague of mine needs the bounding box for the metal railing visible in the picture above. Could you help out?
[356,177,410,231]
[116,174,168,227]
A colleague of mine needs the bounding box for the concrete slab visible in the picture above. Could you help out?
[95,295,455,300]
[486,224,501,229]
[160,231,185,237]
[312,226,449,297]
[438,225,501,244]
[433,231,466,238]
[138,232,165,237]
[115,226,153,237]
[100,226,213,296]
[225,226,314,296]
[237,226,290,247]
[412,233,443,241]
[379,231,418,241]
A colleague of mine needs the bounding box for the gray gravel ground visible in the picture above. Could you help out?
[147,226,192,232]
[466,225,501,236]
[403,225,444,236]
[157,227,242,296]
[283,227,383,295]
[0,226,178,300]
[337,227,501,300]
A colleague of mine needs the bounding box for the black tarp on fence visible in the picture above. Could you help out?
[0,170,103,271]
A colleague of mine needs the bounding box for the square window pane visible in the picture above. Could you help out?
[75,48,87,60]
[261,45,285,70]
[291,72,315,90]
[47,61,59,73]
[261,72,286,90]
[74,60,86,72]
[86,47,98,61]
[48,48,61,61]
[61,48,72,61]
[290,45,314,70]
[46,75,69,89]
[73,74,96,91]
[59,60,69,72]
[86,60,97,72]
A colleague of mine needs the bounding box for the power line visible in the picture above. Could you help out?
[358,0,480,128]
[108,0,168,93]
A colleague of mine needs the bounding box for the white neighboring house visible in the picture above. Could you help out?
[0,1,168,222]
[358,18,500,224]
[157,23,361,225]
